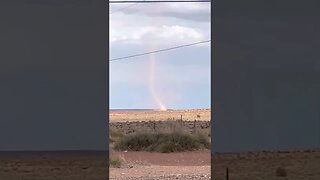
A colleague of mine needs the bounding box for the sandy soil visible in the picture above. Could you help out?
[3,109,313,180]
[109,109,211,122]
[109,109,212,179]
[109,150,211,180]
[109,109,320,180]
[2,150,318,180]
[109,149,320,180]
[111,150,210,166]
[110,165,211,180]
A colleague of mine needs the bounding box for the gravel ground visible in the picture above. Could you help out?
[109,174,211,180]
[110,165,211,180]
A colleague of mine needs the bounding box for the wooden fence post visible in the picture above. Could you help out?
[226,167,229,180]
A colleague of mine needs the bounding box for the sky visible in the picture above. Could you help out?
[109,1,211,110]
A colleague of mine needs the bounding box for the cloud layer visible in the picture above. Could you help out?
[110,2,210,46]
[109,2,211,109]
[114,2,211,22]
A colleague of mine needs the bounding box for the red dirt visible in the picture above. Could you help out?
[111,150,210,166]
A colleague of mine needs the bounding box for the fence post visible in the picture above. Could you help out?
[226,167,229,180]
[180,115,183,127]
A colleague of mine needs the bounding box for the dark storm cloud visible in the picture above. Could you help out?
[0,0,108,150]
[212,0,320,152]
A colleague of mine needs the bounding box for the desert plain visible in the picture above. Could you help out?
[109,109,319,180]
[109,108,212,180]
[1,109,319,180]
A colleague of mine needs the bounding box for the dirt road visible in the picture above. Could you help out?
[109,150,211,180]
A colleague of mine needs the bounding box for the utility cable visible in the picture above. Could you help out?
[110,40,210,62]
[110,2,140,14]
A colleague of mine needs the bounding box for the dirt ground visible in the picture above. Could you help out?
[1,150,318,180]
[109,109,212,180]
[109,109,320,180]
[109,150,211,180]
[110,148,320,180]
[110,165,211,180]
[2,109,317,179]
[111,150,210,166]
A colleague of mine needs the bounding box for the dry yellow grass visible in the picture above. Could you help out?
[109,109,211,122]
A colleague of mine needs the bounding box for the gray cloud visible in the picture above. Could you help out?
[112,3,210,22]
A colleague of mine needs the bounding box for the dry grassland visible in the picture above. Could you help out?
[109,109,211,122]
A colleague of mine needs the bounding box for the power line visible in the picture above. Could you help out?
[110,0,209,14]
[109,0,211,3]
[110,40,210,62]
[110,3,139,14]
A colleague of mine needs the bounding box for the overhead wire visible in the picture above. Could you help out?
[110,2,140,14]
[109,0,209,14]
[110,40,210,62]
[109,0,211,62]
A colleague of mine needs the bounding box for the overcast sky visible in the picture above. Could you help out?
[109,2,211,110]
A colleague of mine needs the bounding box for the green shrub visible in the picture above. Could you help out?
[109,156,122,168]
[110,128,125,138]
[109,128,125,143]
[114,131,210,153]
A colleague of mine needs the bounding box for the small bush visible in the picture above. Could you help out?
[110,128,125,138]
[276,167,287,177]
[109,128,125,143]
[114,131,210,153]
[162,120,184,134]
[109,156,122,168]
